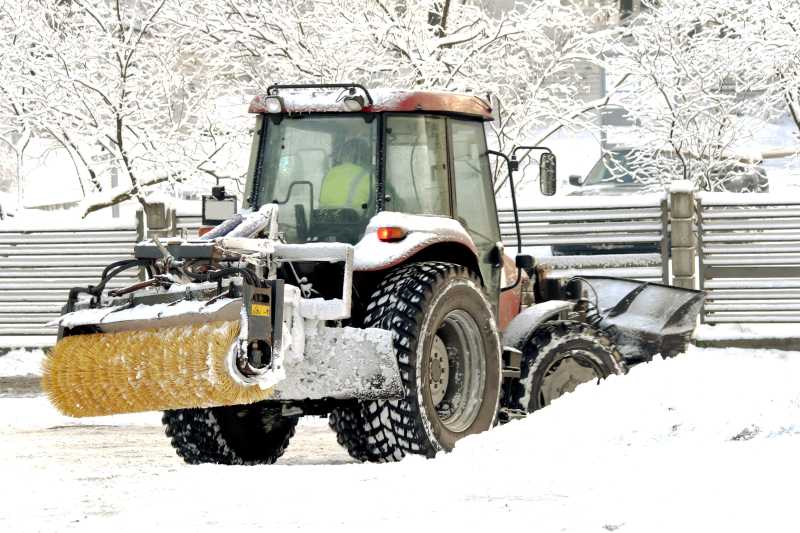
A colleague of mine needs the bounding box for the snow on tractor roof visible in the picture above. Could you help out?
[249,87,494,121]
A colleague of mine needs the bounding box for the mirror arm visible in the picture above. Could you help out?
[487,150,522,254]
[510,145,553,167]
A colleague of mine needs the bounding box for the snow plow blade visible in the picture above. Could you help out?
[569,276,704,360]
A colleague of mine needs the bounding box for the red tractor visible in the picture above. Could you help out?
[43,84,702,464]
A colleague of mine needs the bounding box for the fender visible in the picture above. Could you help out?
[353,212,479,272]
[501,300,576,352]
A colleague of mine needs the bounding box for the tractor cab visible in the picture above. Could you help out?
[242,85,502,249]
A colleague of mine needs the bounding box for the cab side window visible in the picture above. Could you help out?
[384,115,450,215]
[451,119,500,243]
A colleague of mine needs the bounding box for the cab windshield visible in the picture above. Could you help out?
[251,115,378,244]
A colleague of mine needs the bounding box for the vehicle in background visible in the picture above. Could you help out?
[0,192,17,221]
[553,146,768,256]
[567,146,768,197]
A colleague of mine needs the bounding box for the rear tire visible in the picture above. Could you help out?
[360,262,502,458]
[514,321,625,412]
[163,402,297,465]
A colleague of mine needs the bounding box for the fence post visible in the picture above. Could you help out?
[660,196,670,285]
[669,180,697,289]
[135,208,145,242]
[141,202,173,239]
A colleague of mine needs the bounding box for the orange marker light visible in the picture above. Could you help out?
[377,226,407,242]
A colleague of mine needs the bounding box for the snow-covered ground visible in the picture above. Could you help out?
[0,349,45,377]
[1,346,798,532]
[696,323,800,341]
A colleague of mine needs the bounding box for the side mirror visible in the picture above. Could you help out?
[568,174,583,186]
[539,152,557,196]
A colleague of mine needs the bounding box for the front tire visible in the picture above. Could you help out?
[514,321,625,412]
[361,262,502,458]
[163,402,297,465]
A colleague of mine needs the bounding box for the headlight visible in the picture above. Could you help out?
[264,96,285,113]
[343,95,365,112]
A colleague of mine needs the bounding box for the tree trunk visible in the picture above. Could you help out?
[15,150,23,208]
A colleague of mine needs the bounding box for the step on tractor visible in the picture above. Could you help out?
[43,84,703,464]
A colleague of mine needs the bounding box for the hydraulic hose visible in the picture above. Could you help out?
[182,265,260,287]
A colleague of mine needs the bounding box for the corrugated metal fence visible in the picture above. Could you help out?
[0,208,201,346]
[6,190,800,345]
[1,199,673,346]
[498,194,669,284]
[0,220,142,340]
[698,193,800,323]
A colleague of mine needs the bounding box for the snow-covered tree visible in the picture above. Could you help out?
[726,0,800,139]
[202,0,617,189]
[2,0,244,216]
[605,0,798,191]
[0,0,41,205]
[610,0,759,189]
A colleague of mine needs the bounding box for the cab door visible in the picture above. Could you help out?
[383,114,451,215]
[448,118,502,306]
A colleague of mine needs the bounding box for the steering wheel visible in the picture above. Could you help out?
[309,208,364,243]
[295,204,309,241]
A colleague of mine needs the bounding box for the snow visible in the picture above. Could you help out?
[699,190,800,206]
[52,298,238,328]
[0,349,44,377]
[298,297,348,320]
[669,179,695,194]
[1,346,798,532]
[271,324,401,400]
[353,211,476,271]
[695,323,800,341]
[501,192,666,211]
[249,88,485,115]
[226,203,277,239]
[274,242,352,262]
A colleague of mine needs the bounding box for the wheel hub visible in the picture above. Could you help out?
[429,335,450,405]
[540,351,601,406]
[427,310,486,433]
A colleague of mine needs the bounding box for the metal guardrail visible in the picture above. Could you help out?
[698,193,800,323]
[5,189,799,345]
[0,209,201,346]
[498,194,670,284]
[0,220,142,341]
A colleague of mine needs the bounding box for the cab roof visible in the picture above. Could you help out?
[248,86,494,121]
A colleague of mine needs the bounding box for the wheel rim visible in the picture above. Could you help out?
[539,350,604,406]
[427,309,486,433]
